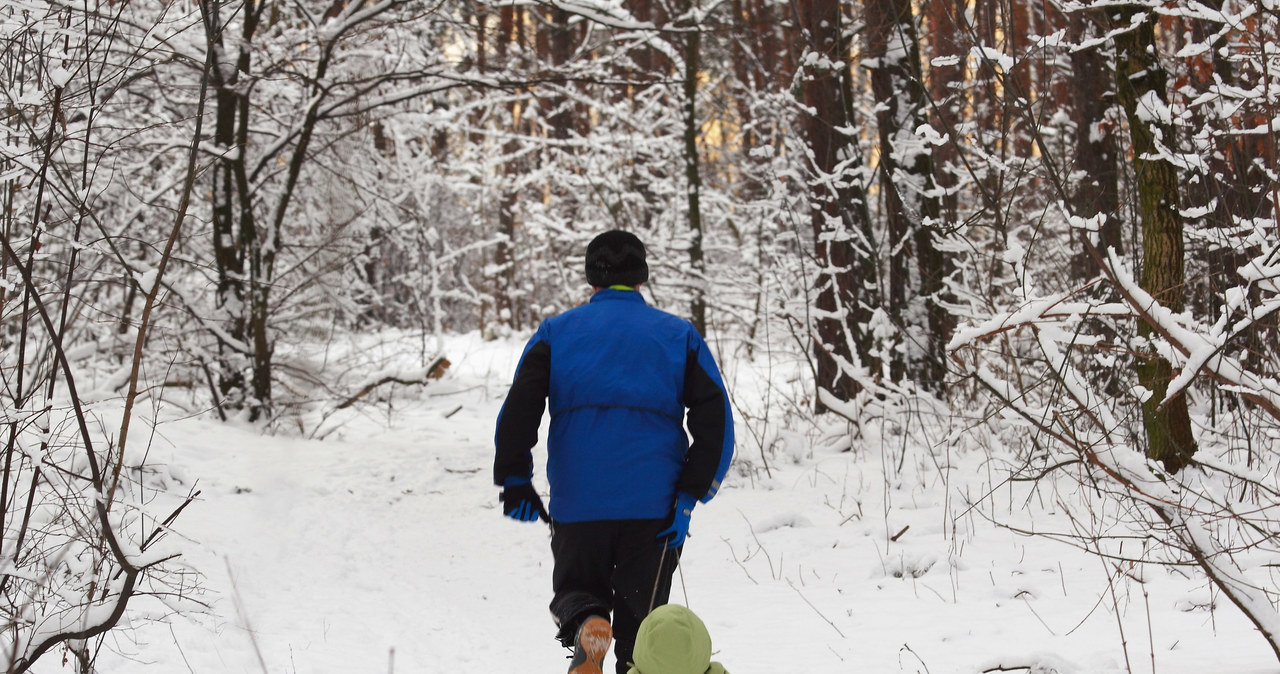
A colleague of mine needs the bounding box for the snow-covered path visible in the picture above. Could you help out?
[84,334,1278,674]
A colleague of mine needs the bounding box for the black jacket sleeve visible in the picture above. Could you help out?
[493,339,551,486]
[677,346,731,500]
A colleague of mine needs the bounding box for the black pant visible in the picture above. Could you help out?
[549,519,682,674]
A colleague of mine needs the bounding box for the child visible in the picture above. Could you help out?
[626,604,728,674]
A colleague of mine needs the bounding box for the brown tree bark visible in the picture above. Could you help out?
[796,0,871,407]
[1181,3,1275,373]
[681,0,706,335]
[864,0,949,391]
[1068,11,1122,279]
[491,4,521,331]
[628,0,671,84]
[925,0,964,225]
[1111,5,1197,473]
[544,6,579,141]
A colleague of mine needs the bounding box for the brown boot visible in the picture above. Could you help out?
[567,615,612,674]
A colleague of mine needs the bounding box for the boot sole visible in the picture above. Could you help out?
[568,616,612,674]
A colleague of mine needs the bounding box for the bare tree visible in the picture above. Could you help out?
[863,0,949,392]
[794,0,876,408]
[197,0,460,421]
[1066,9,1122,277]
[1109,3,1198,473]
[680,0,708,334]
[946,1,1280,661]
[1,0,202,669]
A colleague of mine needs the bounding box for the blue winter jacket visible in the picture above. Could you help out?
[494,289,735,523]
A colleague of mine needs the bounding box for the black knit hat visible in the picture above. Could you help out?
[585,230,649,287]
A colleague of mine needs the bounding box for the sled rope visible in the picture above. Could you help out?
[648,544,690,613]
[678,560,688,605]
[649,544,668,613]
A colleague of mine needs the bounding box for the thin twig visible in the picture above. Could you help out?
[786,578,845,638]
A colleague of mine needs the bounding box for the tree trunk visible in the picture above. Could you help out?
[1004,0,1034,158]
[1112,5,1197,473]
[925,0,964,225]
[1183,3,1274,375]
[681,0,706,335]
[492,5,520,331]
[1068,11,1121,279]
[621,0,669,235]
[797,0,872,407]
[628,0,671,83]
[864,0,948,391]
[206,0,260,416]
[546,6,576,140]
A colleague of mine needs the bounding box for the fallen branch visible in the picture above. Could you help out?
[334,356,450,410]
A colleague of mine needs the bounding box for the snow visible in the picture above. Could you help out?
[1135,91,1174,126]
[913,123,948,147]
[971,46,1014,73]
[136,269,159,296]
[48,66,73,88]
[67,332,1280,674]
[1101,247,1280,414]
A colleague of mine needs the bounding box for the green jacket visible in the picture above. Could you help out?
[627,604,728,674]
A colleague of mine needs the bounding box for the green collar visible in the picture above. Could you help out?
[608,285,636,291]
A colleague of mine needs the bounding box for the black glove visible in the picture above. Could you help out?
[501,478,549,523]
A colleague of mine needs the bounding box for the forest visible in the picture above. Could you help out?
[2,0,1279,670]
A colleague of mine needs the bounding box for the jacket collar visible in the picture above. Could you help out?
[590,288,646,304]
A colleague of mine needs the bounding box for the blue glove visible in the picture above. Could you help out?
[657,492,697,548]
[501,477,549,523]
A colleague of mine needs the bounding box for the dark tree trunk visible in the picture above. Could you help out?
[864,0,949,392]
[1068,11,1122,279]
[1111,5,1197,473]
[491,5,520,331]
[546,6,577,141]
[629,0,671,81]
[797,0,873,408]
[1183,2,1275,374]
[926,0,964,225]
[681,0,706,335]
[206,0,261,416]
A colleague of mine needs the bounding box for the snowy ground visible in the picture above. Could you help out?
[74,332,1280,674]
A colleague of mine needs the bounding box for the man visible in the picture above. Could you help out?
[494,230,735,674]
